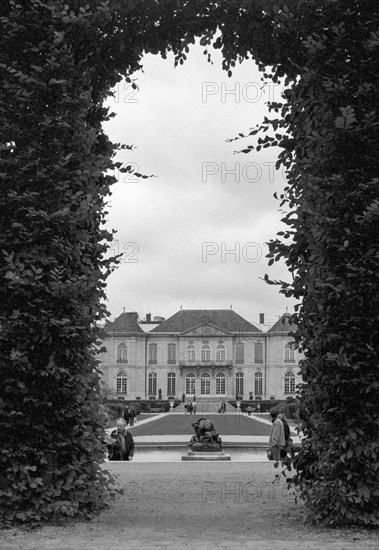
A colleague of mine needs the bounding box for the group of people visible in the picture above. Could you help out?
[183,394,197,414]
[184,401,197,414]
[105,406,138,461]
[268,410,293,463]
[123,406,137,427]
[106,418,135,461]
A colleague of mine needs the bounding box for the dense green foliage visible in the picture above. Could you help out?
[0,0,129,525]
[202,0,379,526]
[1,0,378,527]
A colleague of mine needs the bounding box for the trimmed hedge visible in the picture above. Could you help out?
[104,399,181,418]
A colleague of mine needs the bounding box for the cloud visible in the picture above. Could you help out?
[102,41,295,325]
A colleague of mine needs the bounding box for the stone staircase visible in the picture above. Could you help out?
[174,401,236,413]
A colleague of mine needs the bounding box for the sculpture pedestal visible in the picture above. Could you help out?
[182,450,231,461]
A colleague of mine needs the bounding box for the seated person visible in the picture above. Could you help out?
[108,418,134,461]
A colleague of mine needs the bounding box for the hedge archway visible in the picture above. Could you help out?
[1,0,378,527]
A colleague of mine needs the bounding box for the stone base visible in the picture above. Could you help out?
[182,451,231,461]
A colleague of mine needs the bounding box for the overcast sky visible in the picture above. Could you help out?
[102,41,296,328]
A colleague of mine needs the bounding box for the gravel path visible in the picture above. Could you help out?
[2,462,377,550]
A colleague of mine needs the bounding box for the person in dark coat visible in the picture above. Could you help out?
[123,406,130,426]
[129,408,136,427]
[278,413,293,458]
[108,418,134,461]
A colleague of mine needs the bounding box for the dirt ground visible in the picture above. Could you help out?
[1,462,377,550]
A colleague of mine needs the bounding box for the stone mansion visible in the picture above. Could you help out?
[100,309,300,401]
[99,308,302,401]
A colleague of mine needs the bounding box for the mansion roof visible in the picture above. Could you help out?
[150,309,261,334]
[107,312,145,334]
[268,312,296,334]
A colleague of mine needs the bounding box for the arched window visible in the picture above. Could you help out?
[117,343,128,363]
[186,345,195,363]
[236,372,244,396]
[201,345,211,363]
[216,372,225,395]
[285,343,295,363]
[201,373,210,395]
[254,371,263,395]
[186,373,196,394]
[216,345,225,362]
[148,372,157,395]
[167,372,176,396]
[116,371,127,394]
[284,372,295,394]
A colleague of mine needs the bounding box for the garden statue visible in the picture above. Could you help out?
[189,417,222,452]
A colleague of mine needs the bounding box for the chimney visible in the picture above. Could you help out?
[146,313,151,323]
[259,313,264,324]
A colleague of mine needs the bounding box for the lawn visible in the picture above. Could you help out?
[128,413,272,436]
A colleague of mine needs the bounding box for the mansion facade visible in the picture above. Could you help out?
[99,308,302,401]
[100,309,301,401]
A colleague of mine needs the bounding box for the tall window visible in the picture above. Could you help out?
[236,343,244,364]
[255,342,263,364]
[167,372,176,395]
[148,372,157,395]
[216,345,225,362]
[284,372,295,394]
[186,373,195,394]
[201,373,210,395]
[236,372,244,395]
[167,343,176,364]
[186,345,195,363]
[201,345,211,362]
[216,372,226,395]
[148,343,157,364]
[284,344,295,363]
[117,343,128,363]
[255,371,263,395]
[116,371,127,394]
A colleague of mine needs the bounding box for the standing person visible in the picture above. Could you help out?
[188,402,193,415]
[182,393,186,404]
[123,406,130,426]
[192,400,197,415]
[107,418,134,461]
[129,407,136,427]
[278,413,293,458]
[184,402,188,414]
[268,410,285,462]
